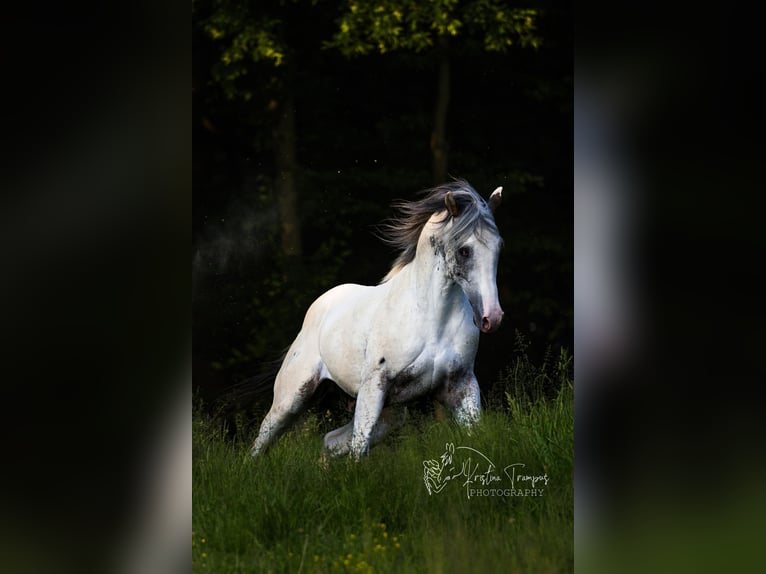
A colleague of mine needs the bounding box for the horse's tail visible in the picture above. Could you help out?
[216,352,285,429]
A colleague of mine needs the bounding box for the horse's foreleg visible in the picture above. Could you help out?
[349,381,387,460]
[437,373,481,427]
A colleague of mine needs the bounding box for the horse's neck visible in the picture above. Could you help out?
[394,240,466,325]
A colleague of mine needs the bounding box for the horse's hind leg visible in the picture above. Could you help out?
[250,356,324,457]
[323,406,408,457]
[322,420,354,455]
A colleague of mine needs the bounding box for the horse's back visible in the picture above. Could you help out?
[297,282,380,345]
[304,283,377,326]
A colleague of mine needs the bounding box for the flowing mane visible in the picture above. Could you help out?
[378,180,500,282]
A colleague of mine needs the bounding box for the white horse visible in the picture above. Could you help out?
[251,180,504,459]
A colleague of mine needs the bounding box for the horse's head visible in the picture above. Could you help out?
[439,186,504,333]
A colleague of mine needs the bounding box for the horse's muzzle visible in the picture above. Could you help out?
[479,309,504,333]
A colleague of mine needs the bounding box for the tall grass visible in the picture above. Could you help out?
[193,333,573,573]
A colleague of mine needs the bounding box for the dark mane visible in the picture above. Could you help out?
[377,179,500,282]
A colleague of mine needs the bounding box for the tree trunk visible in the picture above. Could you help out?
[431,37,451,185]
[273,92,302,258]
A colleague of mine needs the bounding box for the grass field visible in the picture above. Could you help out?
[193,338,573,573]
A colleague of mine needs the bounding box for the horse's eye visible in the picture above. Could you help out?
[458,246,471,258]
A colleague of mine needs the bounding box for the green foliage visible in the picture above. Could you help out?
[501,329,573,404]
[195,0,542,99]
[328,0,542,56]
[193,337,573,572]
[502,331,573,472]
[194,0,291,101]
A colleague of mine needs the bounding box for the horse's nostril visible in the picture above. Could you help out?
[481,317,491,331]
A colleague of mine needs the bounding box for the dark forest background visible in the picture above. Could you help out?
[192,0,572,414]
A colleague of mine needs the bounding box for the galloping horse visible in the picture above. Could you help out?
[251,180,504,459]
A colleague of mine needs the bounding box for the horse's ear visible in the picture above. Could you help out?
[445,191,460,217]
[488,186,503,213]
